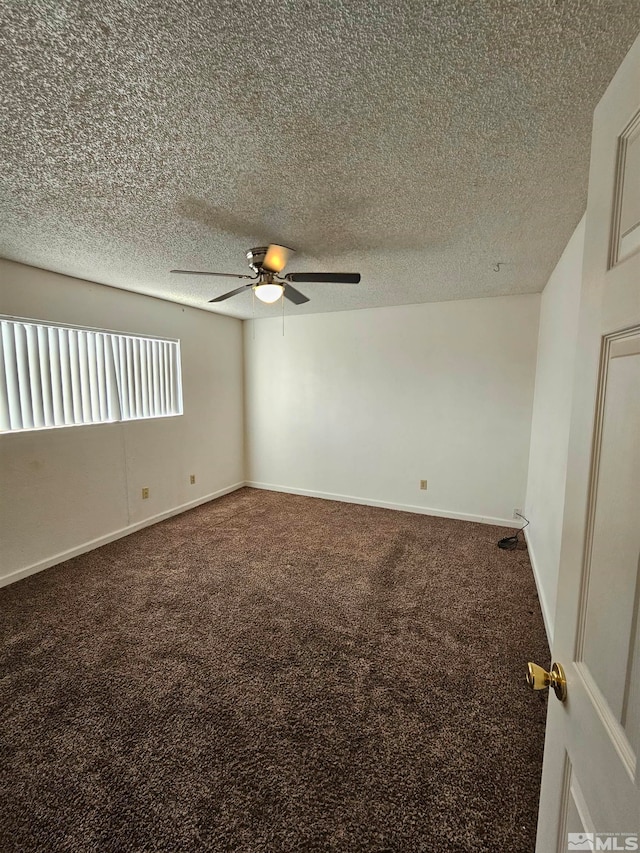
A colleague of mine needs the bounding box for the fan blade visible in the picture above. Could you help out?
[262,244,292,274]
[209,284,252,303]
[284,284,310,305]
[171,270,253,279]
[285,272,361,284]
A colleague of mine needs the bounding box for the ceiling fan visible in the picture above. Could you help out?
[170,244,361,305]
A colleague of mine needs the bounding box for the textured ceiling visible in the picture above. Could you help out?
[1,1,639,319]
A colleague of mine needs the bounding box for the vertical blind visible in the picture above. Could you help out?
[0,318,183,433]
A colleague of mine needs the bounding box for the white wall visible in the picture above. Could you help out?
[524,217,585,645]
[245,294,540,526]
[0,260,244,585]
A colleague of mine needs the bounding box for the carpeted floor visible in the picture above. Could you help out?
[1,487,549,852]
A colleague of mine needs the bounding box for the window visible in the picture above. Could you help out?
[0,317,183,433]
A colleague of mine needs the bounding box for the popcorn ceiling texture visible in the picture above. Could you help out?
[0,1,638,319]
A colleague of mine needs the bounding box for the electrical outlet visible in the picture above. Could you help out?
[420,480,428,490]
[142,487,149,499]
[190,474,196,485]
[513,508,522,519]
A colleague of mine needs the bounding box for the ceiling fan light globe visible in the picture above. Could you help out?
[254,283,284,304]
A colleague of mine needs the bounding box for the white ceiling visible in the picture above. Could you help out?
[1,1,638,319]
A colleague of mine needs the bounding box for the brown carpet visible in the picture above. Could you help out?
[1,487,549,852]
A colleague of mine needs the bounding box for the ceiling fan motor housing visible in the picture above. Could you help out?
[246,247,270,274]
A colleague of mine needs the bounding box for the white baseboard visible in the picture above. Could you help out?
[524,528,554,649]
[246,481,515,528]
[0,481,246,589]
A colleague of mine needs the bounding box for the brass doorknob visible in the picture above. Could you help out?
[526,661,567,702]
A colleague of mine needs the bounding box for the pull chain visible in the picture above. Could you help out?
[282,289,285,336]
[252,288,256,339]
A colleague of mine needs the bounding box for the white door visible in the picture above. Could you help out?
[535,33,640,853]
